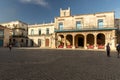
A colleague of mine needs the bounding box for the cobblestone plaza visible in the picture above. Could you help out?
[0,48,120,80]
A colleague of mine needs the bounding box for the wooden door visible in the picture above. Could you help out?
[45,39,49,47]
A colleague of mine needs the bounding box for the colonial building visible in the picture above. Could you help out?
[54,8,117,50]
[0,8,119,50]
[115,18,120,43]
[0,21,28,47]
[0,25,11,47]
[28,23,55,48]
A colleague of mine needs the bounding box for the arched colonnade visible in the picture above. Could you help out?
[56,33,105,49]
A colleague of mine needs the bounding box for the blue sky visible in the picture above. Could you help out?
[0,0,120,24]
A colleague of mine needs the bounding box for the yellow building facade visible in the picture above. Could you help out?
[55,8,117,50]
[0,25,11,47]
[1,21,28,47]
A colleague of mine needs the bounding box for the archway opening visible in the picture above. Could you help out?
[87,34,94,49]
[78,37,84,46]
[75,34,84,48]
[66,35,72,48]
[58,35,64,48]
[97,33,105,49]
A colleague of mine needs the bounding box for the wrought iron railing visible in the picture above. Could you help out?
[55,25,117,32]
[12,35,27,38]
[28,33,53,36]
[12,27,26,31]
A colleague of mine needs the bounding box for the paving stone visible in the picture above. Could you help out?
[0,48,120,80]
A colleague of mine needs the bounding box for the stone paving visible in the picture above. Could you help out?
[0,48,120,80]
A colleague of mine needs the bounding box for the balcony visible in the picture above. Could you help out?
[12,27,26,31]
[28,33,53,36]
[12,35,27,38]
[55,25,117,32]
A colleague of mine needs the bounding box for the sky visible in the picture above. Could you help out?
[0,0,120,24]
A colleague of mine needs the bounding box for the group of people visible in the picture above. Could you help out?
[106,43,120,58]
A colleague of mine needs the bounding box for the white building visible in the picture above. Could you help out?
[28,23,55,48]
[0,21,28,47]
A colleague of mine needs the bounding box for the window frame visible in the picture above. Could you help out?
[38,29,41,35]
[76,21,82,29]
[58,22,63,30]
[31,29,34,35]
[98,19,104,28]
[46,28,49,35]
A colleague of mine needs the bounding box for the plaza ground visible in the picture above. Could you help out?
[0,47,120,80]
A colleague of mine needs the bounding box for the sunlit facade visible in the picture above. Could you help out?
[0,25,11,47]
[28,23,55,48]
[0,8,119,50]
[55,8,117,50]
[0,21,28,47]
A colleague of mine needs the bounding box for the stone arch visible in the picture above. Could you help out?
[87,34,94,49]
[66,34,73,48]
[75,34,84,48]
[57,34,64,48]
[97,33,105,49]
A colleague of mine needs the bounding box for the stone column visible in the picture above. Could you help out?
[111,30,116,50]
[72,34,75,49]
[55,34,58,48]
[84,34,87,49]
[64,34,66,48]
[94,34,97,49]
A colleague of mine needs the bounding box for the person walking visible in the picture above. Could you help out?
[116,43,120,58]
[9,43,12,51]
[106,43,110,57]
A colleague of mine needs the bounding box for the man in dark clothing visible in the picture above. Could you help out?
[106,43,110,57]
[9,43,12,51]
[116,44,120,58]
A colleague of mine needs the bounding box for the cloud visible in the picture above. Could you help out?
[20,0,49,7]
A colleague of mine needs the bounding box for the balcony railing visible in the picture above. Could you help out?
[12,28,26,31]
[12,35,27,38]
[28,33,53,36]
[55,25,117,32]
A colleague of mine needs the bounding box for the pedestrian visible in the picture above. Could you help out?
[9,43,12,51]
[106,43,110,57]
[116,43,120,58]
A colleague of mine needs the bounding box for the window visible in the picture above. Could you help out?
[38,29,41,35]
[12,30,15,36]
[98,19,103,28]
[13,39,16,43]
[59,22,63,30]
[76,21,82,29]
[38,39,41,46]
[46,28,49,35]
[22,32,24,36]
[21,39,24,42]
[64,12,66,16]
[30,39,34,47]
[0,30,4,37]
[31,29,34,35]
